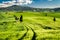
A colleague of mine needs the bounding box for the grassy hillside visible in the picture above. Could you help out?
[0,11,60,40]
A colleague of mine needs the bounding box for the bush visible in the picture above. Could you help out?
[14,15,19,21]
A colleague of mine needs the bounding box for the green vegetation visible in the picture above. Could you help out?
[0,11,60,40]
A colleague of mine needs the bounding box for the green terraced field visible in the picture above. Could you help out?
[0,11,60,40]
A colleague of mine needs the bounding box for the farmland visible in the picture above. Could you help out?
[0,11,60,40]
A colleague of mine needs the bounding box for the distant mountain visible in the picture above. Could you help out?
[0,5,60,12]
[52,8,60,12]
[0,5,34,11]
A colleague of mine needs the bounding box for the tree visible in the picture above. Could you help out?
[53,17,56,22]
[20,15,23,22]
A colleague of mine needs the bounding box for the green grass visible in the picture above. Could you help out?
[0,11,60,40]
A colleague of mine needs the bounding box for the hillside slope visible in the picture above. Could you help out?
[0,5,60,12]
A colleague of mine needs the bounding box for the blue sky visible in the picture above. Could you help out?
[0,0,60,8]
[0,0,11,3]
[30,0,60,8]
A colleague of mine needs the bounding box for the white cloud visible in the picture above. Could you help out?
[15,0,33,5]
[0,0,33,7]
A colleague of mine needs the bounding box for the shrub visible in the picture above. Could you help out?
[14,15,19,21]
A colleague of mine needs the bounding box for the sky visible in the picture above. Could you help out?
[0,0,60,8]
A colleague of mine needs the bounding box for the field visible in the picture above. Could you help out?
[0,11,60,40]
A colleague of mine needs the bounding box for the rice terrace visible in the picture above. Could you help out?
[0,0,60,40]
[0,11,60,40]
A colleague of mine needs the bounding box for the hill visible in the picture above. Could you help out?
[0,5,34,11]
[0,5,60,12]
